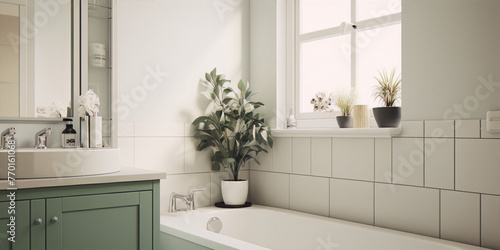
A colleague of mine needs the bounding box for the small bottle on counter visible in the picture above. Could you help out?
[62,118,77,148]
[287,109,297,129]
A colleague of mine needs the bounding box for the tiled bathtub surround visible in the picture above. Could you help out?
[118,121,249,212]
[249,120,500,249]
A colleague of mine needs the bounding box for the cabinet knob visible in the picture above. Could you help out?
[51,217,59,223]
[34,218,43,225]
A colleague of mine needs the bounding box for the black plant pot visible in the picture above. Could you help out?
[373,107,401,128]
[336,116,353,128]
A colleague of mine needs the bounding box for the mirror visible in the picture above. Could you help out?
[0,0,72,118]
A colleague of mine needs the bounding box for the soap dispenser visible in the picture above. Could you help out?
[62,118,77,148]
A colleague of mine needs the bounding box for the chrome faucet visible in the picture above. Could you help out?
[1,127,16,149]
[34,128,52,149]
[169,186,206,213]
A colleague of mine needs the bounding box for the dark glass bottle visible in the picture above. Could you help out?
[62,118,77,148]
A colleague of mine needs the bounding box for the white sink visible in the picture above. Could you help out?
[0,148,120,179]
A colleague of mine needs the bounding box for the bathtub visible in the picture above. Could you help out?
[160,205,487,250]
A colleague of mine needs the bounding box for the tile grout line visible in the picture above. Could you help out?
[373,181,376,226]
[453,122,456,191]
[479,194,482,247]
[439,189,441,239]
[391,137,393,183]
[423,121,426,187]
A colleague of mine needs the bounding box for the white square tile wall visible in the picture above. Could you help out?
[292,138,311,175]
[481,195,500,249]
[250,148,273,171]
[399,121,424,137]
[249,171,290,209]
[184,136,212,173]
[425,138,454,189]
[118,121,134,137]
[134,121,184,137]
[456,139,500,195]
[290,175,329,217]
[116,116,500,249]
[425,120,454,138]
[392,138,424,186]
[272,137,293,173]
[311,138,332,177]
[134,137,185,174]
[375,138,392,183]
[375,183,440,237]
[332,138,374,181]
[440,190,480,246]
[330,179,373,225]
[118,137,134,168]
[455,120,480,138]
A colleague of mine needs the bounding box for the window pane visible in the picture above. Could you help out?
[356,0,401,22]
[300,0,350,34]
[356,23,401,108]
[300,35,351,113]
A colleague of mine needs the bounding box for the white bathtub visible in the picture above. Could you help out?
[160,205,488,250]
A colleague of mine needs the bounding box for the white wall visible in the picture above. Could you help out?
[117,0,249,123]
[116,0,250,212]
[402,0,500,120]
[249,0,278,128]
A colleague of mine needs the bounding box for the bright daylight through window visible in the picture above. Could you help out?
[294,0,401,120]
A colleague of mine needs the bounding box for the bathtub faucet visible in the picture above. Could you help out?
[169,186,206,213]
[1,127,16,150]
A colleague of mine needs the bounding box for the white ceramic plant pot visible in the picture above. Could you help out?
[221,179,248,205]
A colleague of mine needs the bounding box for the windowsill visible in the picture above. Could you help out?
[271,127,401,138]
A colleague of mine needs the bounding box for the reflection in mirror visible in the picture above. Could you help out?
[0,0,72,119]
[0,2,19,117]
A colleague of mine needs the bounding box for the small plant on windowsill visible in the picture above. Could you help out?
[372,67,402,128]
[192,68,273,206]
[333,90,356,128]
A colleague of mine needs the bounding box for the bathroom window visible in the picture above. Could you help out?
[292,0,401,122]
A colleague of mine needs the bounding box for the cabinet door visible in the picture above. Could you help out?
[0,200,30,250]
[46,191,153,250]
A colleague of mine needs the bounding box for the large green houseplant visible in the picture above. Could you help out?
[372,67,402,127]
[192,68,273,205]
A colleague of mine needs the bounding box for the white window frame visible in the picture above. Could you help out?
[289,0,402,124]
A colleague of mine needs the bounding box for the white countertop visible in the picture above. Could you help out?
[0,167,166,190]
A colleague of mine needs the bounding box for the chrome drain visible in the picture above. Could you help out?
[207,217,222,233]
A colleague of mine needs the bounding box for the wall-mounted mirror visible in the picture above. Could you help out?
[0,0,72,118]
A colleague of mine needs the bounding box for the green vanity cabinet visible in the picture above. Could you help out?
[0,200,30,250]
[0,180,160,250]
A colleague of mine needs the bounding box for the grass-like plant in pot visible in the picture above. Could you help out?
[333,90,356,128]
[372,67,402,128]
[192,68,273,205]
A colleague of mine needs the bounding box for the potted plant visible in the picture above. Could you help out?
[192,68,273,205]
[372,67,402,128]
[333,90,356,128]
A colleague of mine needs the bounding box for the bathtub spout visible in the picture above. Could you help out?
[169,186,206,213]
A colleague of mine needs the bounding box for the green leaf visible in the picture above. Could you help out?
[212,162,221,171]
[192,116,209,126]
[205,73,212,82]
[237,80,246,95]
